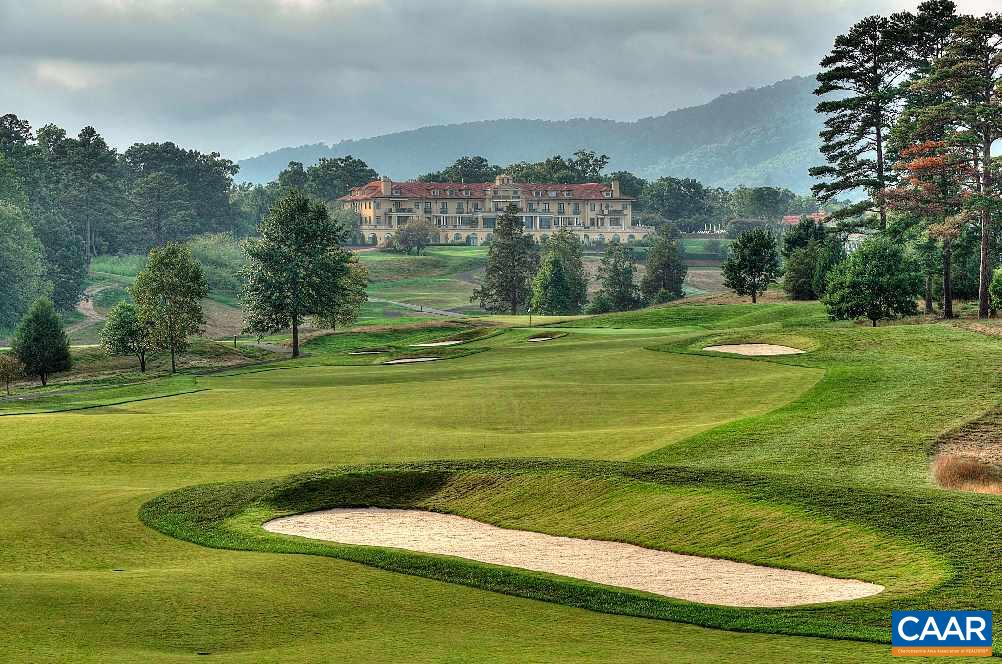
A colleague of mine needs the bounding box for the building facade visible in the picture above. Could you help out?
[339,174,650,246]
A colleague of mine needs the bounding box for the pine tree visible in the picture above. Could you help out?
[12,297,70,386]
[811,14,913,229]
[591,242,640,312]
[531,251,576,315]
[541,229,588,312]
[472,204,537,315]
[640,230,687,304]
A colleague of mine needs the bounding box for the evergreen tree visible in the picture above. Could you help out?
[131,242,208,373]
[531,251,576,315]
[591,242,640,312]
[640,230,687,304]
[783,241,819,300]
[782,216,825,259]
[100,302,152,372]
[12,297,70,386]
[921,13,1002,318]
[811,14,912,229]
[812,233,848,299]
[242,189,365,357]
[823,236,922,326]
[722,228,781,303]
[472,204,537,314]
[540,229,587,312]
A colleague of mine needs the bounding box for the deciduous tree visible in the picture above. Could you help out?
[242,190,364,357]
[100,302,152,372]
[591,242,640,313]
[0,353,24,396]
[722,228,781,303]
[131,242,208,373]
[640,229,687,304]
[823,236,921,326]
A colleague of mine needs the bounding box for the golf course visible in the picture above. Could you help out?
[3,299,1000,662]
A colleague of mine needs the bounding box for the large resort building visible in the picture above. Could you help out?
[339,174,651,246]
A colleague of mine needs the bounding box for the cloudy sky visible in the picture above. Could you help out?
[0,0,996,160]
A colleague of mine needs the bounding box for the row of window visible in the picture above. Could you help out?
[366,201,628,214]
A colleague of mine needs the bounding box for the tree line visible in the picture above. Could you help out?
[471,204,686,316]
[3,187,367,388]
[809,0,1001,319]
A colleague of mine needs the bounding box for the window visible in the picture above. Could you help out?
[522,216,534,229]
[590,203,596,211]
[474,202,482,212]
[392,188,401,196]
[431,189,440,196]
[603,191,612,198]
[563,190,572,198]
[456,202,465,213]
[423,202,432,213]
[542,202,550,212]
[548,190,557,198]
[462,190,470,197]
[374,201,381,209]
[528,202,535,211]
[440,202,448,213]
[538,216,552,229]
[558,202,565,214]
[534,191,542,197]
[483,217,496,229]
[573,203,580,214]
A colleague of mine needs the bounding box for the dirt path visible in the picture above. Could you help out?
[369,297,467,318]
[67,285,110,334]
[265,507,883,608]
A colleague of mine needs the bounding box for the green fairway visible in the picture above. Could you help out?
[360,246,487,312]
[2,303,999,661]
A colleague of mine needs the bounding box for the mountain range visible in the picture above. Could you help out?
[237,75,824,193]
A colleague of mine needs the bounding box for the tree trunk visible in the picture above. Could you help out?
[751,290,757,304]
[874,106,887,231]
[40,372,47,387]
[169,345,176,374]
[978,133,993,319]
[291,317,300,359]
[139,353,146,373]
[872,319,877,327]
[924,274,933,314]
[943,238,953,320]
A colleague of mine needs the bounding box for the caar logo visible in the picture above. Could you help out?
[892,610,992,657]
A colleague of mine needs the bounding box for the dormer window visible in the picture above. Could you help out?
[548,190,557,197]
[603,191,612,198]
[391,188,401,196]
[534,191,542,197]
[563,190,572,197]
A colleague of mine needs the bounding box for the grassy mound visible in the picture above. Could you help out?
[141,460,954,643]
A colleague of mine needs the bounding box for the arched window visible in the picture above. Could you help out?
[368,233,377,245]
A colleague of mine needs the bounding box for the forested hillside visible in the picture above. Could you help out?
[238,77,822,192]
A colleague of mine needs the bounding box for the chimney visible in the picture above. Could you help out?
[380,176,392,196]
[611,179,621,198]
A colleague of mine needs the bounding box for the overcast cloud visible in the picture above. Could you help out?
[0,0,996,159]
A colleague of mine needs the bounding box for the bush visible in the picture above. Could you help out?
[989,267,1002,314]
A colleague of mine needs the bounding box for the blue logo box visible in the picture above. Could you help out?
[892,611,992,657]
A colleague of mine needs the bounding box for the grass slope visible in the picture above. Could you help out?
[3,303,1000,661]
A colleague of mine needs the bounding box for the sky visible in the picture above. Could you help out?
[0,0,997,160]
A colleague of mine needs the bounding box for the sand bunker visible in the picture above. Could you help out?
[410,340,464,347]
[704,344,804,356]
[348,351,384,355]
[264,508,882,607]
[382,357,440,365]
[526,336,558,343]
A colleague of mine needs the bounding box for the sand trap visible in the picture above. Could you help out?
[704,344,804,356]
[410,340,464,347]
[382,357,440,365]
[526,336,558,343]
[348,351,385,355]
[264,508,882,607]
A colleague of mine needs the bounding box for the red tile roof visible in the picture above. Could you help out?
[782,212,829,225]
[339,180,628,201]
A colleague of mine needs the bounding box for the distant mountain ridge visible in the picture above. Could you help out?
[237,76,824,193]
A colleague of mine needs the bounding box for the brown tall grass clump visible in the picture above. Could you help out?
[932,454,1002,495]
